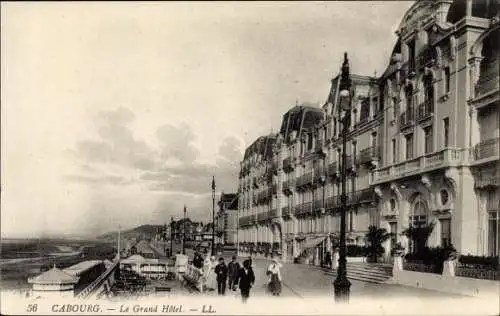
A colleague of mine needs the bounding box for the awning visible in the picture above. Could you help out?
[302,236,326,249]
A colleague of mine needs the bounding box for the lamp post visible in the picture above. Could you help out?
[211,176,216,255]
[183,205,187,255]
[170,217,174,257]
[333,52,352,302]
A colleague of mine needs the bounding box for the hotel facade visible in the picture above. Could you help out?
[237,0,499,264]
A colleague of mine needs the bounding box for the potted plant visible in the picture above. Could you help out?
[392,242,405,256]
[443,244,457,261]
[365,225,391,263]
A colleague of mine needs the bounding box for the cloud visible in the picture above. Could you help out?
[74,107,157,171]
[156,122,200,164]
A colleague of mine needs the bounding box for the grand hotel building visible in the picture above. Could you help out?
[237,0,499,264]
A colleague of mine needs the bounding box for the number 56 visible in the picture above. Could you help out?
[27,304,38,312]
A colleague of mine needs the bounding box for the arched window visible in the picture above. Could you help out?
[410,197,428,227]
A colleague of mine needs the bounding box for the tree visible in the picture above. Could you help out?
[365,225,391,263]
[402,222,435,254]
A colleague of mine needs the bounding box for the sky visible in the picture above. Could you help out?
[1,1,414,238]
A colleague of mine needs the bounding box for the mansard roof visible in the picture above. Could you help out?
[279,104,324,143]
[243,134,277,160]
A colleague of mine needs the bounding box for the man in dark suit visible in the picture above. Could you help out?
[227,255,240,291]
[237,259,255,303]
[214,257,228,295]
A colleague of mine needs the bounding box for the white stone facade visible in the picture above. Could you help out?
[237,0,499,263]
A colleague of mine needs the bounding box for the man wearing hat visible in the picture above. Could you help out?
[227,255,240,291]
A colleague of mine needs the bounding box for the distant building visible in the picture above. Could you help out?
[216,192,239,246]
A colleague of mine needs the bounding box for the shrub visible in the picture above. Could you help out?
[346,245,368,257]
[365,226,391,262]
[459,255,499,269]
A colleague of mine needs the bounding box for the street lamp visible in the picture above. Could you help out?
[333,52,352,303]
[170,217,174,258]
[183,205,187,255]
[211,176,216,255]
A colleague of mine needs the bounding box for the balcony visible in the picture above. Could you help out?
[372,148,469,185]
[282,206,291,217]
[327,162,339,178]
[353,188,376,205]
[399,110,414,129]
[416,46,436,70]
[416,100,434,122]
[238,216,250,227]
[314,167,326,184]
[313,199,324,213]
[359,146,380,168]
[472,137,499,162]
[475,172,500,189]
[294,202,312,216]
[257,212,267,222]
[268,208,278,219]
[296,172,313,189]
[345,155,355,172]
[283,157,294,172]
[325,196,339,210]
[315,139,325,155]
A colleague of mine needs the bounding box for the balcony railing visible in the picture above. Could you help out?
[313,199,324,211]
[472,137,499,161]
[359,146,380,165]
[475,62,499,97]
[268,208,278,219]
[283,157,294,172]
[475,173,500,188]
[294,202,312,216]
[314,166,326,182]
[399,110,414,128]
[416,100,433,121]
[354,189,376,204]
[327,162,338,177]
[416,45,436,70]
[257,212,267,222]
[373,148,468,184]
[345,155,355,170]
[296,172,313,188]
[315,139,324,153]
[325,196,339,210]
[282,206,291,217]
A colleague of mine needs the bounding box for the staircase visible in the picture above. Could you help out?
[325,262,393,284]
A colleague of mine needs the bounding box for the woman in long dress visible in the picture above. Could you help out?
[267,258,282,296]
[203,255,217,291]
[203,255,213,291]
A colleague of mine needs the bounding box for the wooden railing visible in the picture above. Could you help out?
[76,261,119,299]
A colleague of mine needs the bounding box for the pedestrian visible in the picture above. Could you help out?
[325,251,332,269]
[247,256,252,267]
[214,257,228,295]
[267,258,282,296]
[227,255,240,291]
[203,254,214,291]
[237,259,255,303]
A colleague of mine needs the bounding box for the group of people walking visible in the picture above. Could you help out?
[192,251,283,302]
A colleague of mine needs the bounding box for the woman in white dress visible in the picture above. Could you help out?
[267,258,283,296]
[203,255,217,291]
